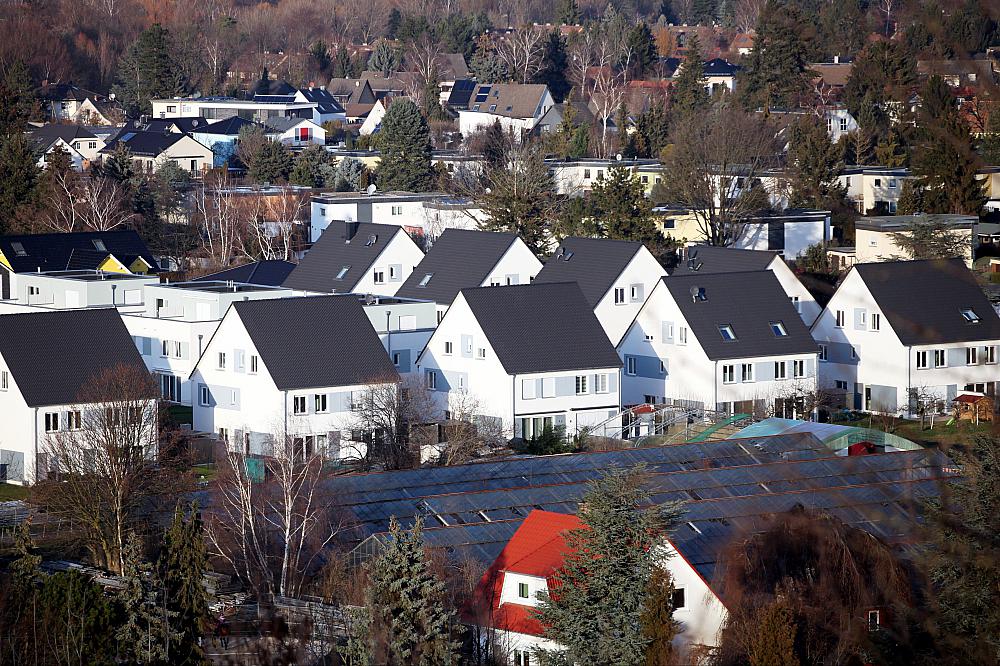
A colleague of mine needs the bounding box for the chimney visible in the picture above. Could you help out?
[344,221,360,241]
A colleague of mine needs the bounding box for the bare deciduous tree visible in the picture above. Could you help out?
[496,27,545,84]
[658,102,782,247]
[195,175,245,269]
[345,376,437,471]
[35,363,161,574]
[41,172,134,233]
[733,0,766,34]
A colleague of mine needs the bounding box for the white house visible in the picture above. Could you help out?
[189,295,399,461]
[533,237,667,346]
[191,116,259,168]
[854,214,979,268]
[100,130,214,173]
[838,167,911,214]
[458,84,554,138]
[263,117,326,147]
[618,271,819,415]
[416,282,622,440]
[0,308,155,484]
[283,221,424,297]
[150,96,315,123]
[310,192,453,242]
[671,245,821,326]
[37,82,117,125]
[28,124,106,168]
[811,259,1000,415]
[122,280,294,406]
[395,229,543,318]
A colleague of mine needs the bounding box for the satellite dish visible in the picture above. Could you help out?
[616,153,622,161]
[366,183,377,196]
[109,93,116,101]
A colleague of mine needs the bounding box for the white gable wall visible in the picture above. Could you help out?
[767,258,821,326]
[593,246,668,346]
[480,240,544,288]
[346,230,425,297]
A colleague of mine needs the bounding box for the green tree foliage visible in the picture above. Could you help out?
[522,425,574,455]
[119,532,178,664]
[335,157,370,192]
[909,76,985,215]
[290,144,337,187]
[921,434,1000,665]
[0,60,38,136]
[625,104,670,159]
[843,42,916,135]
[590,166,660,243]
[434,13,492,60]
[159,503,210,665]
[40,571,118,663]
[558,0,580,25]
[896,180,925,216]
[626,23,658,80]
[534,468,685,665]
[534,32,571,103]
[248,139,294,184]
[568,124,590,159]
[978,106,1000,166]
[746,602,799,666]
[482,119,510,170]
[0,133,40,234]
[641,567,679,666]
[740,1,812,110]
[479,142,556,254]
[332,45,360,79]
[9,521,41,594]
[310,40,331,74]
[368,39,401,77]
[944,0,998,57]
[375,99,434,192]
[670,35,709,118]
[101,145,139,183]
[113,24,186,117]
[367,517,460,665]
[470,36,508,84]
[887,215,972,261]
[874,127,908,168]
[787,116,846,208]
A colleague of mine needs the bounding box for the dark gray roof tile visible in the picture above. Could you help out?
[283,222,409,293]
[670,245,777,276]
[533,237,645,306]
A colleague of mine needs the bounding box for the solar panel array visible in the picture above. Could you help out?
[338,435,953,571]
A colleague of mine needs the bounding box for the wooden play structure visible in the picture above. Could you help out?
[951,393,995,424]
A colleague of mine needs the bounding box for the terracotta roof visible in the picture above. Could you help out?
[954,393,990,404]
[469,510,582,636]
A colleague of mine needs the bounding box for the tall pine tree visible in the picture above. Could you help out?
[671,35,709,118]
[740,1,812,110]
[0,60,38,136]
[534,32,571,103]
[159,503,210,665]
[909,76,985,215]
[113,24,186,117]
[374,99,434,192]
[535,468,685,664]
[367,517,460,664]
[590,166,659,243]
[787,115,846,209]
[119,532,178,664]
[0,133,40,234]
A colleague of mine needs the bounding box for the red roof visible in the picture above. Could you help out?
[466,510,582,636]
[954,393,989,404]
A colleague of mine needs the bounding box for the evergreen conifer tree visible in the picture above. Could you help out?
[909,76,985,215]
[374,99,434,192]
[10,521,41,595]
[248,139,294,184]
[746,602,799,666]
[591,166,659,243]
[113,24,186,117]
[368,39,401,78]
[0,133,40,234]
[470,37,508,84]
[568,124,590,159]
[626,23,658,79]
[119,532,178,664]
[787,115,846,209]
[671,36,709,117]
[534,33,571,103]
[367,517,460,665]
[558,0,580,25]
[332,46,356,79]
[291,144,337,187]
[535,468,685,664]
[740,1,812,110]
[641,567,679,666]
[159,503,210,665]
[0,60,38,136]
[978,108,1000,166]
[482,119,509,170]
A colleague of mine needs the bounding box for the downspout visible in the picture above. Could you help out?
[714,360,719,413]
[907,345,912,418]
[33,407,38,484]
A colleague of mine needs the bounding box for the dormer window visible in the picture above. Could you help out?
[770,321,787,337]
[719,324,736,341]
[418,273,433,287]
[960,308,980,324]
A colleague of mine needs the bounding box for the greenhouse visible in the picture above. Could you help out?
[729,418,921,452]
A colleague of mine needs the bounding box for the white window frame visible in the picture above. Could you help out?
[967,347,978,366]
[678,327,688,344]
[293,395,307,415]
[444,341,453,355]
[934,349,946,368]
[614,287,626,305]
[625,357,637,376]
[871,313,880,331]
[575,375,589,395]
[0,370,7,391]
[314,393,328,413]
[770,321,787,337]
[595,373,609,393]
[774,361,787,380]
[199,385,210,406]
[373,270,385,284]
[985,346,997,364]
[67,410,82,431]
[719,324,736,341]
[426,371,438,390]
[249,355,259,374]
[218,352,227,369]
[477,348,486,359]
[915,351,928,369]
[335,266,350,280]
[722,364,735,384]
[44,412,60,433]
[835,310,845,328]
[819,344,828,362]
[793,359,805,378]
[741,363,754,382]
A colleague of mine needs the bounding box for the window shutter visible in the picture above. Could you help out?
[661,321,673,343]
[522,379,536,399]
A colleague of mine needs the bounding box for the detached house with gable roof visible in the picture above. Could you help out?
[0,230,159,301]
[0,309,155,484]
[458,83,554,138]
[396,229,542,318]
[283,221,424,297]
[417,282,622,440]
[811,259,1000,415]
[618,272,819,415]
[671,245,820,326]
[100,129,213,173]
[190,295,399,461]
[533,237,667,346]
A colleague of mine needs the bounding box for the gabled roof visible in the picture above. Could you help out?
[262,116,317,133]
[470,510,582,636]
[282,222,407,293]
[27,124,98,143]
[664,272,818,360]
[101,129,186,157]
[36,82,103,102]
[197,116,259,136]
[297,86,346,114]
[459,282,622,374]
[395,229,520,305]
[439,53,470,80]
[0,230,160,274]
[193,260,296,287]
[135,117,212,134]
[0,309,148,407]
[703,58,740,76]
[854,259,1000,345]
[670,245,778,276]
[464,83,549,119]
[230,295,398,390]
[533,237,647,306]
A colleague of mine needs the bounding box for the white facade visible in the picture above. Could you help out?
[266,119,326,147]
[151,97,314,123]
[811,269,1000,415]
[761,256,822,326]
[348,230,425,298]
[838,168,911,214]
[457,88,554,139]
[417,292,621,439]
[618,280,819,413]
[824,108,859,143]
[310,194,449,242]
[189,310,390,461]
[594,246,668,346]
